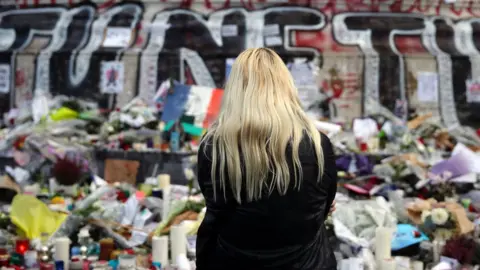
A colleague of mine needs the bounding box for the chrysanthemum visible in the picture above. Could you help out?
[431,208,449,225]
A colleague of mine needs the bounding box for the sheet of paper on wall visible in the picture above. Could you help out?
[265,36,282,47]
[103,27,132,48]
[288,59,321,112]
[0,64,10,94]
[416,72,439,102]
[104,159,139,185]
[221,25,238,37]
[100,61,125,94]
[263,24,280,36]
[0,29,15,49]
[466,79,480,103]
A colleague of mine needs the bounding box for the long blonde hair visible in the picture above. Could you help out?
[202,48,324,203]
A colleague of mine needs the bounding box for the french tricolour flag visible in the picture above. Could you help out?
[161,83,223,129]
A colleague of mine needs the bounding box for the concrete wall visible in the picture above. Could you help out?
[0,0,479,128]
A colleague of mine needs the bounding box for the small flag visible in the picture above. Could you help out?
[161,83,223,129]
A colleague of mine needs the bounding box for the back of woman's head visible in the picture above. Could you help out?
[203,48,324,203]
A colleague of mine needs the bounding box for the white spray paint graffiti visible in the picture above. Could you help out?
[69,4,142,87]
[139,7,325,102]
[36,6,95,93]
[0,8,66,105]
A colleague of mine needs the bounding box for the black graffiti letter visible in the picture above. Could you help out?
[0,8,65,113]
[332,13,425,116]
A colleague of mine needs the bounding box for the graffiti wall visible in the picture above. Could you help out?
[0,0,479,128]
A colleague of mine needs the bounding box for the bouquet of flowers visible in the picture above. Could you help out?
[420,207,456,241]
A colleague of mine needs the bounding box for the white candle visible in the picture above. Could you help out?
[54,237,70,270]
[170,224,187,265]
[118,254,137,269]
[375,227,392,263]
[158,174,171,189]
[162,184,171,220]
[176,254,191,270]
[379,258,396,270]
[432,240,445,262]
[152,236,169,267]
[412,261,424,270]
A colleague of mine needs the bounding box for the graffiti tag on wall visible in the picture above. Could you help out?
[0,0,479,129]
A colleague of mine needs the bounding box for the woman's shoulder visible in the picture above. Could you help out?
[301,131,333,152]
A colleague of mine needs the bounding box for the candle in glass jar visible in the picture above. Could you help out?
[15,238,29,255]
[39,262,55,270]
[99,238,115,261]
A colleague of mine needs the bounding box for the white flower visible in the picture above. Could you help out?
[421,210,431,223]
[431,208,449,225]
[184,168,195,180]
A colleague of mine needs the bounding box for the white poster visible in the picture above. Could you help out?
[0,65,10,94]
[103,27,132,48]
[100,61,124,94]
[466,79,480,103]
[288,58,321,111]
[416,72,439,102]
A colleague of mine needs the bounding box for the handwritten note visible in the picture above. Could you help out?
[103,27,132,48]
[417,72,439,102]
[466,79,480,103]
[221,25,238,37]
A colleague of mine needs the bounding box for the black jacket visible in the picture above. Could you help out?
[196,133,337,270]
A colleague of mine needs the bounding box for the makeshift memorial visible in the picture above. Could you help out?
[0,75,478,269]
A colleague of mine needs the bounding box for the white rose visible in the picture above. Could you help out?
[184,168,195,180]
[431,208,449,225]
[421,210,431,223]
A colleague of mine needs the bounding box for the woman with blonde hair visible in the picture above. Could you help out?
[196,48,337,270]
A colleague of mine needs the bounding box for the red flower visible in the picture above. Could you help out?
[13,135,27,150]
[52,158,82,186]
[116,190,128,203]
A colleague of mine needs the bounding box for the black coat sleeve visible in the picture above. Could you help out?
[195,141,231,269]
[320,133,337,219]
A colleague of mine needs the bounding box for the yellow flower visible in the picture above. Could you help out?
[51,196,65,205]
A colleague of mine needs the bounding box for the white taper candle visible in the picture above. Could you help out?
[152,236,169,267]
[375,227,392,263]
[54,237,70,269]
[170,224,187,265]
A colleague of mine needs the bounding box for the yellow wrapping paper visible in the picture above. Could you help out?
[10,195,67,239]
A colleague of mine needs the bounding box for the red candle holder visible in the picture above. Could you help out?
[0,255,9,267]
[359,142,368,152]
[40,262,54,270]
[15,238,29,255]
